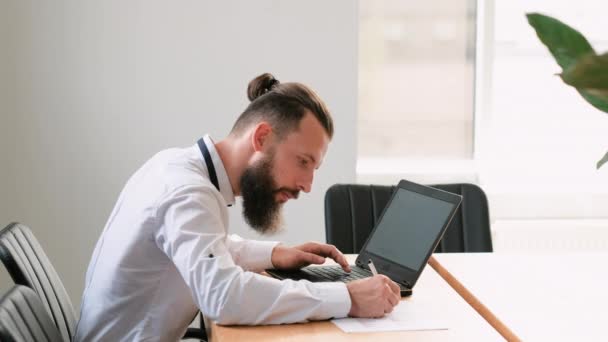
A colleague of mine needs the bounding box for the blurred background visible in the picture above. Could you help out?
[1,0,607,310]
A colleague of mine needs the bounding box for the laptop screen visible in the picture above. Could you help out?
[364,187,457,272]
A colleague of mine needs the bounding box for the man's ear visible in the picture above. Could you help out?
[251,122,273,152]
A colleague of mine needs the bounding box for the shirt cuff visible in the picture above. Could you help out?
[312,282,352,319]
[241,239,280,271]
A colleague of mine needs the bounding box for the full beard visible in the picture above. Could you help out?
[239,155,285,235]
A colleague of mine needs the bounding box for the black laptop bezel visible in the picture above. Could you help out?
[354,179,462,289]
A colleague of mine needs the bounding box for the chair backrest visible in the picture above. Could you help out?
[0,223,75,342]
[324,183,493,254]
[0,285,63,342]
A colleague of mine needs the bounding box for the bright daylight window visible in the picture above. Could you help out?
[484,0,608,219]
[357,0,608,220]
[357,0,477,182]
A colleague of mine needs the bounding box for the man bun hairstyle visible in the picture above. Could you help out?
[231,73,334,140]
[247,73,279,101]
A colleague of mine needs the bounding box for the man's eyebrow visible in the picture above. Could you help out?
[302,153,323,169]
[303,153,316,164]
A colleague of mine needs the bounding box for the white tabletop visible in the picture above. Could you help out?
[210,254,504,341]
[433,252,608,341]
[210,252,608,341]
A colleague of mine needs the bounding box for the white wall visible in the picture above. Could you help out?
[0,1,358,309]
[0,0,17,294]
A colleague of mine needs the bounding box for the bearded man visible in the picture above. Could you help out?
[75,73,400,342]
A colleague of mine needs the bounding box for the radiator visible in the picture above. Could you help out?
[491,219,608,253]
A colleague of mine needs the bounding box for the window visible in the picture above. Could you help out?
[357,0,477,182]
[485,0,608,219]
[357,0,608,220]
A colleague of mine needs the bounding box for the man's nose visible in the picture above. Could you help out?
[297,173,313,193]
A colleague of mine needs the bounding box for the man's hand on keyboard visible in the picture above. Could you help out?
[271,242,351,272]
[346,275,401,318]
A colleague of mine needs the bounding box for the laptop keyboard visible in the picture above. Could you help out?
[267,265,372,283]
[266,265,412,296]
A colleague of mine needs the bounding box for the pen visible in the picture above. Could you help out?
[368,259,378,276]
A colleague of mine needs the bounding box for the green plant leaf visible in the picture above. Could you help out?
[526,13,595,70]
[578,90,608,113]
[527,13,608,114]
[564,54,608,113]
[564,53,608,113]
[597,150,608,169]
[562,53,608,89]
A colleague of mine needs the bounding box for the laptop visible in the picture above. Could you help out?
[266,179,462,297]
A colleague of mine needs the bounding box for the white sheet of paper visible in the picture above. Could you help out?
[331,302,449,333]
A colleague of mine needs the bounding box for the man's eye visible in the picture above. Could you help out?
[299,158,308,167]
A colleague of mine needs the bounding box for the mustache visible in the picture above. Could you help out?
[273,188,300,199]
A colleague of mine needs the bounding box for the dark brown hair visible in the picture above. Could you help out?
[230,73,334,139]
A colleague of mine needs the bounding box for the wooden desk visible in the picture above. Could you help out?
[208,255,503,341]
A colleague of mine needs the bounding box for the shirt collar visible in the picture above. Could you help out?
[202,134,236,206]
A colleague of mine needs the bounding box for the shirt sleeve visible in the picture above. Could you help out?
[153,184,352,325]
[225,234,279,272]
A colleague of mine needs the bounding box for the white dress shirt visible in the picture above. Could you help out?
[74,135,351,342]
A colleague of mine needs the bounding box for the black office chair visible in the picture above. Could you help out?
[324,183,493,254]
[0,222,207,342]
[0,285,64,342]
[183,319,207,341]
[0,223,76,342]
